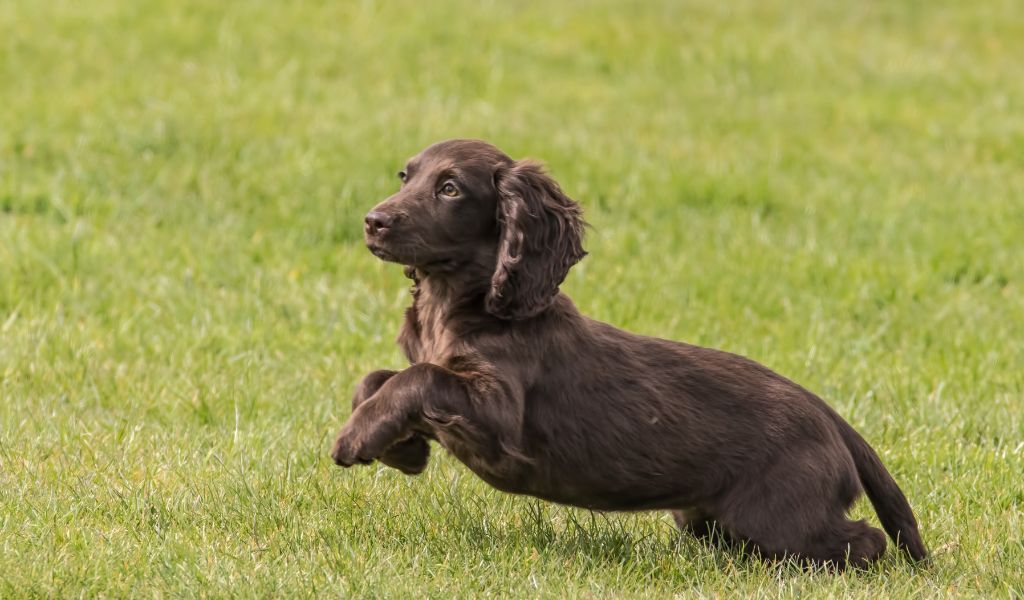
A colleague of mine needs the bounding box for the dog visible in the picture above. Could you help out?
[330,139,927,569]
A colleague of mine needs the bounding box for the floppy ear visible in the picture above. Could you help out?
[486,160,586,320]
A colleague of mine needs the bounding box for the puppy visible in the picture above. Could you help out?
[331,139,927,569]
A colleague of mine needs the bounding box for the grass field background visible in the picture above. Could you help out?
[2,0,1023,596]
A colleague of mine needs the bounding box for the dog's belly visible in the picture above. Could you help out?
[442,436,708,511]
[533,460,709,511]
[483,472,703,512]
[526,486,700,512]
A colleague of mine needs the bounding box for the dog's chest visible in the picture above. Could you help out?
[400,300,458,365]
[417,318,456,364]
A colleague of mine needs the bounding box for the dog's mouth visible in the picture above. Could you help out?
[367,243,399,263]
[366,242,462,273]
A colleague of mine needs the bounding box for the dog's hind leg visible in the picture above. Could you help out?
[714,443,887,569]
[671,509,736,548]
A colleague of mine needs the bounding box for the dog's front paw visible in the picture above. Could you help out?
[379,434,431,475]
[330,427,375,467]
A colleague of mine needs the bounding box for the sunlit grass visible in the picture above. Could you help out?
[1,0,1022,596]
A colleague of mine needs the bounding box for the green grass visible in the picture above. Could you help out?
[2,0,1023,596]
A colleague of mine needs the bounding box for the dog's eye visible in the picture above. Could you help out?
[440,181,459,198]
[397,171,408,182]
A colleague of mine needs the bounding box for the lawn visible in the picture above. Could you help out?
[1,0,1022,596]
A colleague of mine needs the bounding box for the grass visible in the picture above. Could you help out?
[1,0,1023,596]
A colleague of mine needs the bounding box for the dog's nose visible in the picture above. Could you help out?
[364,211,394,235]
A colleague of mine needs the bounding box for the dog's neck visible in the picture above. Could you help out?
[398,263,496,364]
[404,249,497,311]
[406,265,489,314]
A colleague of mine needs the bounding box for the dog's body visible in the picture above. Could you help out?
[331,139,926,569]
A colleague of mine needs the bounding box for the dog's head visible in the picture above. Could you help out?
[364,139,586,320]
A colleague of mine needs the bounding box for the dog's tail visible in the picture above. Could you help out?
[828,409,928,562]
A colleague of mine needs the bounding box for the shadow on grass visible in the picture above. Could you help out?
[428,496,773,580]
[430,496,929,583]
[323,465,930,587]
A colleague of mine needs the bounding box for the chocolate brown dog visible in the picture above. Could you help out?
[331,139,926,569]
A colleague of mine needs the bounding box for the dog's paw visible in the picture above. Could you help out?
[330,427,375,467]
[379,434,431,475]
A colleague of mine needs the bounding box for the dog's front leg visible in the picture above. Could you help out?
[348,369,431,474]
[331,363,471,468]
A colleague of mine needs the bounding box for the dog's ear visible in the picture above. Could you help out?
[486,160,586,320]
